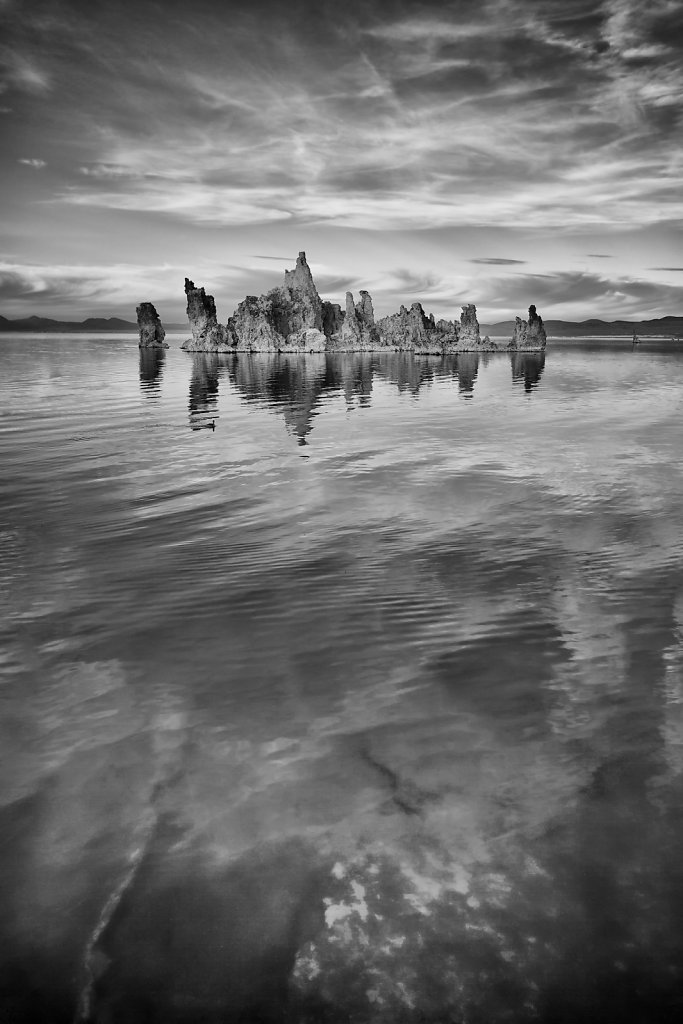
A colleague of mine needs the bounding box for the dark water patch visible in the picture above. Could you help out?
[139,349,165,394]
[429,612,570,732]
[3,337,683,1022]
[511,351,546,392]
[89,825,326,1024]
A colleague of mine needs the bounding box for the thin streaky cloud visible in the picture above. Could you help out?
[248,255,296,261]
[1,0,682,320]
[469,258,527,265]
[650,267,683,271]
[18,157,47,168]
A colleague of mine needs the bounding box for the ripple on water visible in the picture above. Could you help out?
[3,339,683,1021]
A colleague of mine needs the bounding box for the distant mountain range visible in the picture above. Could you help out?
[0,315,187,333]
[1,313,682,337]
[481,316,683,337]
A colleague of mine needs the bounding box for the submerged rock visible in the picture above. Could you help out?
[510,304,547,351]
[181,279,232,352]
[136,302,168,348]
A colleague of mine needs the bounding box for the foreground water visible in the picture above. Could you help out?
[2,334,683,1023]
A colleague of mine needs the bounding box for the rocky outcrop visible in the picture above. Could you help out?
[229,295,287,353]
[457,304,480,349]
[181,279,232,352]
[283,251,323,333]
[376,302,460,353]
[328,290,379,350]
[231,252,327,352]
[177,253,541,356]
[136,302,168,348]
[322,300,344,341]
[510,305,547,351]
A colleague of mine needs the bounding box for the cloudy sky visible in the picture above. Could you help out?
[1,0,682,323]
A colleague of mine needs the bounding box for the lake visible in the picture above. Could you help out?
[2,334,683,1023]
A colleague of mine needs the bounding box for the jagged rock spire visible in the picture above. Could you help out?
[136,302,167,348]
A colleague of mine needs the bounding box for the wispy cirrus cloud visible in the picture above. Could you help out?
[1,0,682,320]
[470,258,527,265]
[0,259,251,317]
[478,269,683,319]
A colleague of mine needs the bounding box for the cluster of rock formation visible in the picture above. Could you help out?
[136,302,168,348]
[143,252,548,354]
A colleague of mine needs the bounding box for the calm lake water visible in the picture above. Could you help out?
[2,333,683,1023]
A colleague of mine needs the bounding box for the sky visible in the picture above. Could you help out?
[1,0,682,323]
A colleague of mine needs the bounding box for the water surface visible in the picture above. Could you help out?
[2,334,683,1022]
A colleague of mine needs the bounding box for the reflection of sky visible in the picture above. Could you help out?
[1,0,682,322]
[3,337,683,1018]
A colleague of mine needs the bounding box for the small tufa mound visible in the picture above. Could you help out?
[510,304,547,352]
[136,302,168,348]
[182,279,232,351]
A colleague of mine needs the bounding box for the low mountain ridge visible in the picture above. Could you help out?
[1,313,682,337]
[481,316,683,337]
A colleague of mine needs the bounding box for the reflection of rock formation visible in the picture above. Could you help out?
[188,353,227,429]
[511,352,546,392]
[139,349,165,394]
[373,353,442,395]
[455,352,480,397]
[510,305,547,352]
[341,355,374,407]
[227,354,330,445]
[182,279,231,352]
[136,302,168,348]
[225,352,502,437]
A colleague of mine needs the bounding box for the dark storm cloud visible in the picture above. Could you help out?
[470,258,527,265]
